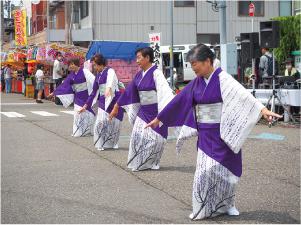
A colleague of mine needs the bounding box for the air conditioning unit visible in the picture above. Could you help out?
[73,23,79,29]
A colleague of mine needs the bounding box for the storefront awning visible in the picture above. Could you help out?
[86,41,149,60]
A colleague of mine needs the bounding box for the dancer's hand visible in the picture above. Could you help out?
[105,87,111,98]
[145,118,160,129]
[262,107,283,123]
[109,104,119,121]
[47,93,54,98]
[78,104,87,114]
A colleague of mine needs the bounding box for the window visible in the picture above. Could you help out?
[80,1,89,18]
[174,1,195,7]
[238,1,264,17]
[197,34,220,45]
[279,1,292,16]
[51,14,57,29]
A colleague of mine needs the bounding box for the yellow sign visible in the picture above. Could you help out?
[7,53,15,62]
[13,10,27,46]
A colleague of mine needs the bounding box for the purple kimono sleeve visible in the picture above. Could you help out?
[85,78,99,107]
[157,78,197,130]
[53,75,74,96]
[116,76,140,106]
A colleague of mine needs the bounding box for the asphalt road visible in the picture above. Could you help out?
[1,93,300,224]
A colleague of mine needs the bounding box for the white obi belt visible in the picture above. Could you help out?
[197,102,223,123]
[98,83,106,96]
[73,82,88,92]
[139,90,157,105]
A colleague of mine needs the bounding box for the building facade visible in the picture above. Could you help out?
[3,0,299,49]
[92,0,296,46]
[294,0,301,16]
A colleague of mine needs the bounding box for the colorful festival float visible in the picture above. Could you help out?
[86,41,149,86]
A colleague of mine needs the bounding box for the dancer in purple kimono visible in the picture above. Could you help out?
[145,43,282,220]
[78,54,124,151]
[48,57,95,137]
[109,47,174,172]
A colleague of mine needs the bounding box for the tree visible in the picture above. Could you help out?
[269,15,301,72]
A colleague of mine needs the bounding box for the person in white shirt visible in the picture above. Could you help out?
[35,63,45,103]
[213,56,221,69]
[53,52,63,106]
[5,65,12,93]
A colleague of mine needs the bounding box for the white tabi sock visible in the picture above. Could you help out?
[189,213,194,219]
[113,144,118,149]
[132,168,139,172]
[97,148,104,151]
[151,165,160,170]
[228,204,240,216]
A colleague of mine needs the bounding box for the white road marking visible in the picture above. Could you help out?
[0,112,26,117]
[1,103,37,105]
[30,111,59,116]
[60,111,74,115]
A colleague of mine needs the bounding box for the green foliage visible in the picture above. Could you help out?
[269,15,301,72]
[294,14,301,50]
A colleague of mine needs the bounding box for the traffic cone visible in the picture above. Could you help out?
[0,82,2,92]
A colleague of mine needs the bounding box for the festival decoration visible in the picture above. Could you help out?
[13,10,27,46]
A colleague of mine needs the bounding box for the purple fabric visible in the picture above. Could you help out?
[85,67,124,121]
[53,73,73,95]
[53,67,95,115]
[158,68,242,177]
[117,65,168,138]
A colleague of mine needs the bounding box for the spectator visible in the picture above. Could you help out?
[259,47,273,77]
[281,58,300,80]
[35,63,45,103]
[4,65,12,93]
[1,66,5,92]
[53,52,63,106]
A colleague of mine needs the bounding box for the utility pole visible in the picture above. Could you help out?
[169,1,174,89]
[65,1,71,44]
[219,0,226,44]
[0,0,4,45]
[47,0,50,42]
[7,0,11,18]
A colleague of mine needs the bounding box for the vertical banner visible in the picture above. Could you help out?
[149,33,161,70]
[36,43,47,61]
[13,10,27,46]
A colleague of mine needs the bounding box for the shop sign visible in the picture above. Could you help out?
[7,53,15,62]
[36,43,47,61]
[46,44,85,67]
[13,10,27,46]
[149,33,161,68]
[1,52,8,61]
[13,53,26,62]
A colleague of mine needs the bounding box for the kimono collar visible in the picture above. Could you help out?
[142,65,156,77]
[203,69,216,85]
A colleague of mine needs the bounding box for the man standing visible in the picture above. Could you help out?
[53,52,63,105]
[281,58,300,114]
[259,47,273,77]
[5,65,12,93]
